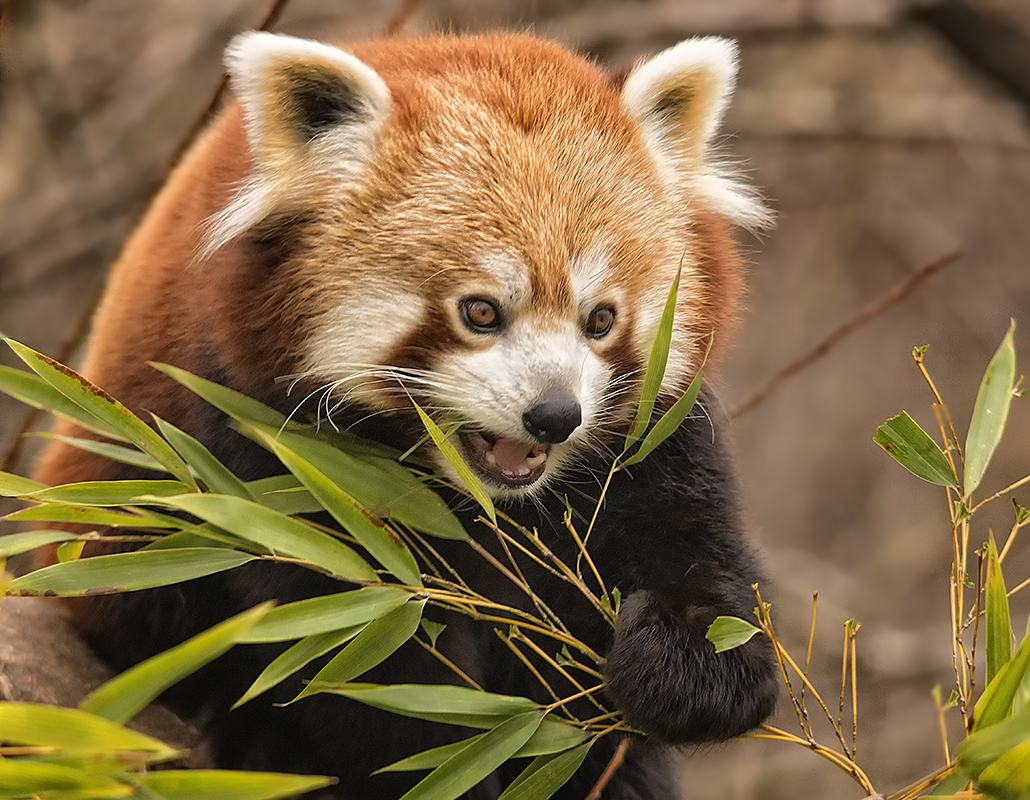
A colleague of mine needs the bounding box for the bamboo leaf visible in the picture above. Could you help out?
[409,397,495,525]
[398,711,544,800]
[497,742,593,800]
[621,344,706,468]
[239,587,411,643]
[142,770,334,800]
[974,634,1030,731]
[154,416,257,501]
[0,530,78,559]
[242,424,466,542]
[7,504,178,529]
[6,548,256,596]
[965,321,1017,495]
[26,480,193,507]
[0,470,47,496]
[705,615,762,653]
[976,739,1030,798]
[299,600,425,699]
[157,362,465,539]
[33,433,166,472]
[151,363,290,429]
[5,339,196,488]
[0,702,176,758]
[235,627,364,708]
[0,759,128,796]
[80,603,273,724]
[873,412,959,489]
[987,531,1013,686]
[625,268,681,450]
[378,716,587,773]
[957,710,1030,778]
[325,683,540,728]
[0,362,128,441]
[250,428,422,586]
[155,493,378,583]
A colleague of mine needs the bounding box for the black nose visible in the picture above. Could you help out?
[522,395,581,444]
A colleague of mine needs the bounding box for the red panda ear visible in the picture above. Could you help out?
[622,38,770,231]
[206,32,391,252]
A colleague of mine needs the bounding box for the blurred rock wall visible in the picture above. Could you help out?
[2,1,1030,797]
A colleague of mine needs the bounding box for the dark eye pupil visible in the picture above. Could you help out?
[462,298,500,331]
[588,306,615,337]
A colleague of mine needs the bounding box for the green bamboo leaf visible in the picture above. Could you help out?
[974,634,1030,731]
[251,428,422,586]
[34,432,166,472]
[151,363,290,428]
[976,739,1030,798]
[80,603,273,724]
[987,531,1013,686]
[26,480,194,507]
[5,339,197,489]
[378,716,588,773]
[6,548,256,596]
[625,267,681,450]
[399,711,544,800]
[235,627,364,708]
[326,683,540,728]
[299,600,425,699]
[408,397,495,525]
[156,493,377,583]
[965,321,1017,495]
[142,770,334,800]
[155,362,464,539]
[154,416,257,501]
[0,702,176,758]
[705,615,762,653]
[497,742,593,800]
[926,771,970,796]
[621,343,706,468]
[248,475,322,515]
[0,529,78,559]
[7,504,179,529]
[0,470,47,496]
[873,412,959,489]
[957,710,1030,779]
[0,362,128,441]
[0,759,127,796]
[242,424,466,542]
[240,587,411,643]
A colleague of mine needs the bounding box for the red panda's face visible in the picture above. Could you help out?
[211,33,768,497]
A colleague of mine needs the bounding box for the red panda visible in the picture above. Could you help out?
[33,31,778,799]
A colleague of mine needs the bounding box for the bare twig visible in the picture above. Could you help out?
[1,0,293,479]
[584,737,630,800]
[384,0,421,37]
[730,251,959,420]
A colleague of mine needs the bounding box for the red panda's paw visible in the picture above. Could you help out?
[603,590,779,744]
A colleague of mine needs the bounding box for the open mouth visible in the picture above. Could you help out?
[459,429,549,488]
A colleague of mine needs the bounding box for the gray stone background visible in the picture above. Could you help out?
[2,1,1030,797]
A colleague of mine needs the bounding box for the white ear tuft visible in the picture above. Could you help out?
[205,32,391,254]
[623,37,771,230]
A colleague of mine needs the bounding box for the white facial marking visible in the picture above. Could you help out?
[305,288,425,405]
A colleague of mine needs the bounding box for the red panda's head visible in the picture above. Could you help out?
[206,32,768,498]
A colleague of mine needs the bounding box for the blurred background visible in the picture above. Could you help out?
[2,0,1029,797]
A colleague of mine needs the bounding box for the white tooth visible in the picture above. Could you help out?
[485,451,497,467]
[526,453,547,469]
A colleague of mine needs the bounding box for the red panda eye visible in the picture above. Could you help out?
[460,298,501,332]
[586,305,615,338]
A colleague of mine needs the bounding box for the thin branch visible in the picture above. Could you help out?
[730,251,958,420]
[584,737,630,800]
[384,0,420,37]
[0,0,293,478]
